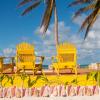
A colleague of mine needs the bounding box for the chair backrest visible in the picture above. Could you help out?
[57,42,77,65]
[16,42,35,70]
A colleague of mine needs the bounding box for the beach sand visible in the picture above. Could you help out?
[0,96,100,100]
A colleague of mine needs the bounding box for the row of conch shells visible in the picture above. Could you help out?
[0,85,99,98]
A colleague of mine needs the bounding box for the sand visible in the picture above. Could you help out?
[0,96,100,100]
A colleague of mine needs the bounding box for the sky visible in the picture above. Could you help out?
[0,0,100,65]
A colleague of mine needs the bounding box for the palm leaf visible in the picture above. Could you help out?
[68,0,93,7]
[65,81,69,86]
[22,0,41,15]
[87,71,98,82]
[84,14,97,39]
[8,75,15,85]
[69,0,100,39]
[20,72,28,81]
[0,74,5,82]
[94,72,98,82]
[79,5,99,31]
[73,3,96,18]
[18,0,32,7]
[83,8,99,39]
[40,76,49,82]
[95,0,100,8]
[71,78,78,85]
[86,73,91,80]
[40,0,54,33]
[3,75,10,87]
[28,75,37,87]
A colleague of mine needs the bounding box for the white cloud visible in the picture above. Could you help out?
[3,48,15,57]
[73,14,86,26]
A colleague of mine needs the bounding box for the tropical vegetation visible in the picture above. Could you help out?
[69,0,100,39]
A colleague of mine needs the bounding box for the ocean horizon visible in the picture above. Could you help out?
[43,64,88,69]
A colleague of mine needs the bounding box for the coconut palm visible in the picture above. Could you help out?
[69,0,100,39]
[18,0,59,47]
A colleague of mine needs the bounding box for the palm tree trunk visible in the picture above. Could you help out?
[54,1,59,48]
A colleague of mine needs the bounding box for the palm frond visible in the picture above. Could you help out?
[28,75,36,87]
[22,0,41,15]
[20,72,28,80]
[73,3,96,18]
[8,75,15,85]
[95,0,100,8]
[18,0,32,7]
[0,74,5,82]
[84,11,98,39]
[78,8,99,39]
[71,78,78,85]
[86,73,91,80]
[69,0,100,39]
[40,0,54,33]
[68,0,94,7]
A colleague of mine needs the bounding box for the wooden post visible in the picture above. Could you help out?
[0,57,3,73]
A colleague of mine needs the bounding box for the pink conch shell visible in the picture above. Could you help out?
[25,88,29,97]
[78,86,85,96]
[33,88,39,97]
[20,88,25,97]
[93,86,99,95]
[51,86,58,97]
[0,87,3,98]
[49,86,54,95]
[11,86,16,97]
[29,88,32,96]
[76,86,81,96]
[69,86,76,96]
[6,88,12,98]
[61,85,66,97]
[66,85,72,96]
[31,87,35,96]
[15,88,21,98]
[86,86,93,96]
[57,85,62,96]
[3,87,8,98]
[40,86,45,96]
[6,87,16,98]
[42,86,50,97]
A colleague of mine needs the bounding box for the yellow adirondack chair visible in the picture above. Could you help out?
[51,42,77,74]
[16,42,44,74]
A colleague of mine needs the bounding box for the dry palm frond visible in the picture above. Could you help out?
[69,0,100,39]
[73,3,96,18]
[18,0,32,7]
[40,0,54,33]
[68,0,94,7]
[79,8,99,39]
[21,0,41,15]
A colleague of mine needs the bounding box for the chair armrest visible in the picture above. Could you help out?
[51,56,58,63]
[36,56,45,64]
